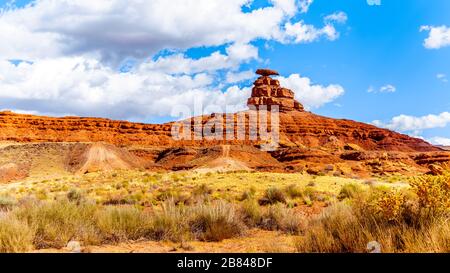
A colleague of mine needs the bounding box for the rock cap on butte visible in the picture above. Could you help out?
[256,69,280,77]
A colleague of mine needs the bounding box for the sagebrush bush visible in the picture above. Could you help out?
[259,187,286,205]
[260,204,305,234]
[96,206,151,242]
[295,203,368,253]
[192,184,213,197]
[240,199,263,227]
[238,187,256,201]
[337,183,365,201]
[188,201,245,242]
[0,195,17,211]
[410,175,450,215]
[149,201,187,242]
[14,200,99,249]
[284,184,303,199]
[156,189,191,205]
[296,176,450,253]
[67,189,85,204]
[0,215,33,253]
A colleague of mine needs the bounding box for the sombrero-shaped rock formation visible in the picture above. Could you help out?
[248,69,304,112]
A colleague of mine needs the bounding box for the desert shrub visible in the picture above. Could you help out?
[171,173,185,182]
[156,189,191,205]
[238,187,256,201]
[149,201,187,242]
[260,204,305,234]
[0,195,17,211]
[410,175,450,215]
[0,216,33,253]
[96,206,151,242]
[14,200,100,249]
[240,199,263,227]
[193,184,213,197]
[188,201,245,242]
[302,187,320,200]
[284,184,303,199]
[67,189,85,204]
[338,183,365,201]
[299,187,328,206]
[295,203,368,253]
[259,187,286,205]
[296,179,450,253]
[367,189,406,222]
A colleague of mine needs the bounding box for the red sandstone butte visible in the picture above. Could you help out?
[248,70,304,112]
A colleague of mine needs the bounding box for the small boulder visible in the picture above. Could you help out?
[67,241,82,253]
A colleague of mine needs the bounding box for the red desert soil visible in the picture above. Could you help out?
[0,162,28,183]
[33,230,297,253]
[68,143,144,174]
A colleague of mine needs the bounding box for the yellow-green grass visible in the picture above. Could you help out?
[0,170,380,206]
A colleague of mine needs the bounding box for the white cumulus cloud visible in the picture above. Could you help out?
[420,25,450,49]
[277,74,345,109]
[226,70,256,84]
[368,84,396,93]
[0,0,347,121]
[0,0,344,65]
[428,137,450,146]
[373,112,450,132]
[139,43,259,75]
[0,57,251,120]
[324,11,348,24]
[0,57,344,120]
[284,21,339,43]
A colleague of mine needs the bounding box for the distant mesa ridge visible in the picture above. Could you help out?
[0,69,442,153]
[0,69,443,152]
[0,68,449,180]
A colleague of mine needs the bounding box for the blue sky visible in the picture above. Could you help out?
[0,0,449,144]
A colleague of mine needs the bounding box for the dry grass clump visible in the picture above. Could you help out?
[192,184,213,197]
[284,184,303,199]
[96,206,151,242]
[0,215,33,253]
[337,183,365,201]
[260,204,306,234]
[66,189,85,204]
[238,187,256,201]
[14,199,100,249]
[156,189,192,205]
[149,200,248,242]
[240,199,305,235]
[0,195,17,211]
[149,201,187,242]
[259,187,286,205]
[295,203,369,253]
[188,201,246,242]
[240,199,263,227]
[296,174,450,253]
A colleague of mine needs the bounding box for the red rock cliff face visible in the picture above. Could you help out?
[276,111,438,152]
[0,111,174,146]
[0,109,439,153]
